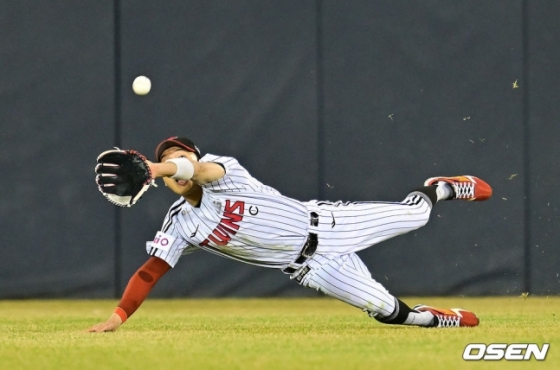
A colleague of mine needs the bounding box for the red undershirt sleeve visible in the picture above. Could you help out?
[113,256,171,323]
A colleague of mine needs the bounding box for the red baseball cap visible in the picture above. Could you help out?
[155,136,201,162]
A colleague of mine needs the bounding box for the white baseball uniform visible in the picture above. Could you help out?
[147,154,432,319]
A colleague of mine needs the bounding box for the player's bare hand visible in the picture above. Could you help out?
[146,160,158,179]
[86,313,123,333]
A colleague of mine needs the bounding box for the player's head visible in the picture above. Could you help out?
[155,136,202,197]
[155,136,201,163]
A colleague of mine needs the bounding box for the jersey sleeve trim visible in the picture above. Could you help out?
[162,198,187,232]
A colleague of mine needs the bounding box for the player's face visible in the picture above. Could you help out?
[160,147,199,197]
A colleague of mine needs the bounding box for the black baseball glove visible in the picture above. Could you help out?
[95,149,157,207]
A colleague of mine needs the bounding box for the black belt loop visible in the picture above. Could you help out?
[301,233,317,257]
[310,212,319,227]
[282,232,318,274]
[282,211,320,275]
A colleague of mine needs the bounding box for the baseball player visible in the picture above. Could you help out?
[88,136,492,332]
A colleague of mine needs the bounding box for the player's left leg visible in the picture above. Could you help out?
[296,253,435,326]
[295,253,479,327]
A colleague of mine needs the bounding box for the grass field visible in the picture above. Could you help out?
[0,297,558,370]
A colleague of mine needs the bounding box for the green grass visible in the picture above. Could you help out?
[0,297,558,369]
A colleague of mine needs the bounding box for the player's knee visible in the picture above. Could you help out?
[416,213,431,228]
[363,297,397,320]
[401,213,430,234]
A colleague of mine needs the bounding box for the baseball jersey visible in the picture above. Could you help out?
[146,154,311,268]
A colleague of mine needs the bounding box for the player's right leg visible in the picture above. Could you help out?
[311,175,492,255]
[310,191,434,254]
[295,253,479,328]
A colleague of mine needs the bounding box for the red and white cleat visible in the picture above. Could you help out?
[413,304,480,327]
[424,175,492,201]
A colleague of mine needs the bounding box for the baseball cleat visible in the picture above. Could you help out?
[413,304,480,327]
[424,175,492,201]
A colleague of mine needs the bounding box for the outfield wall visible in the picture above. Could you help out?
[1,1,559,298]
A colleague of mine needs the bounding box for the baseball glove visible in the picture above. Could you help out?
[95,149,157,207]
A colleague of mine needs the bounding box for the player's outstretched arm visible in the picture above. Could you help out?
[148,158,225,185]
[86,256,171,333]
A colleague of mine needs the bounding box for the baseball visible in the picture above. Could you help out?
[132,76,151,95]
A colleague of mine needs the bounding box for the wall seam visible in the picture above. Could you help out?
[113,0,122,298]
[316,0,325,200]
[521,0,531,294]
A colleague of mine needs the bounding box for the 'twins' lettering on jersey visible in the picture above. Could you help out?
[199,200,245,247]
[149,154,310,268]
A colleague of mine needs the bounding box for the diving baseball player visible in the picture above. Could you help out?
[88,136,492,332]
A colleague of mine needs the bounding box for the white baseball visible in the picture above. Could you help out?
[132,76,151,95]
